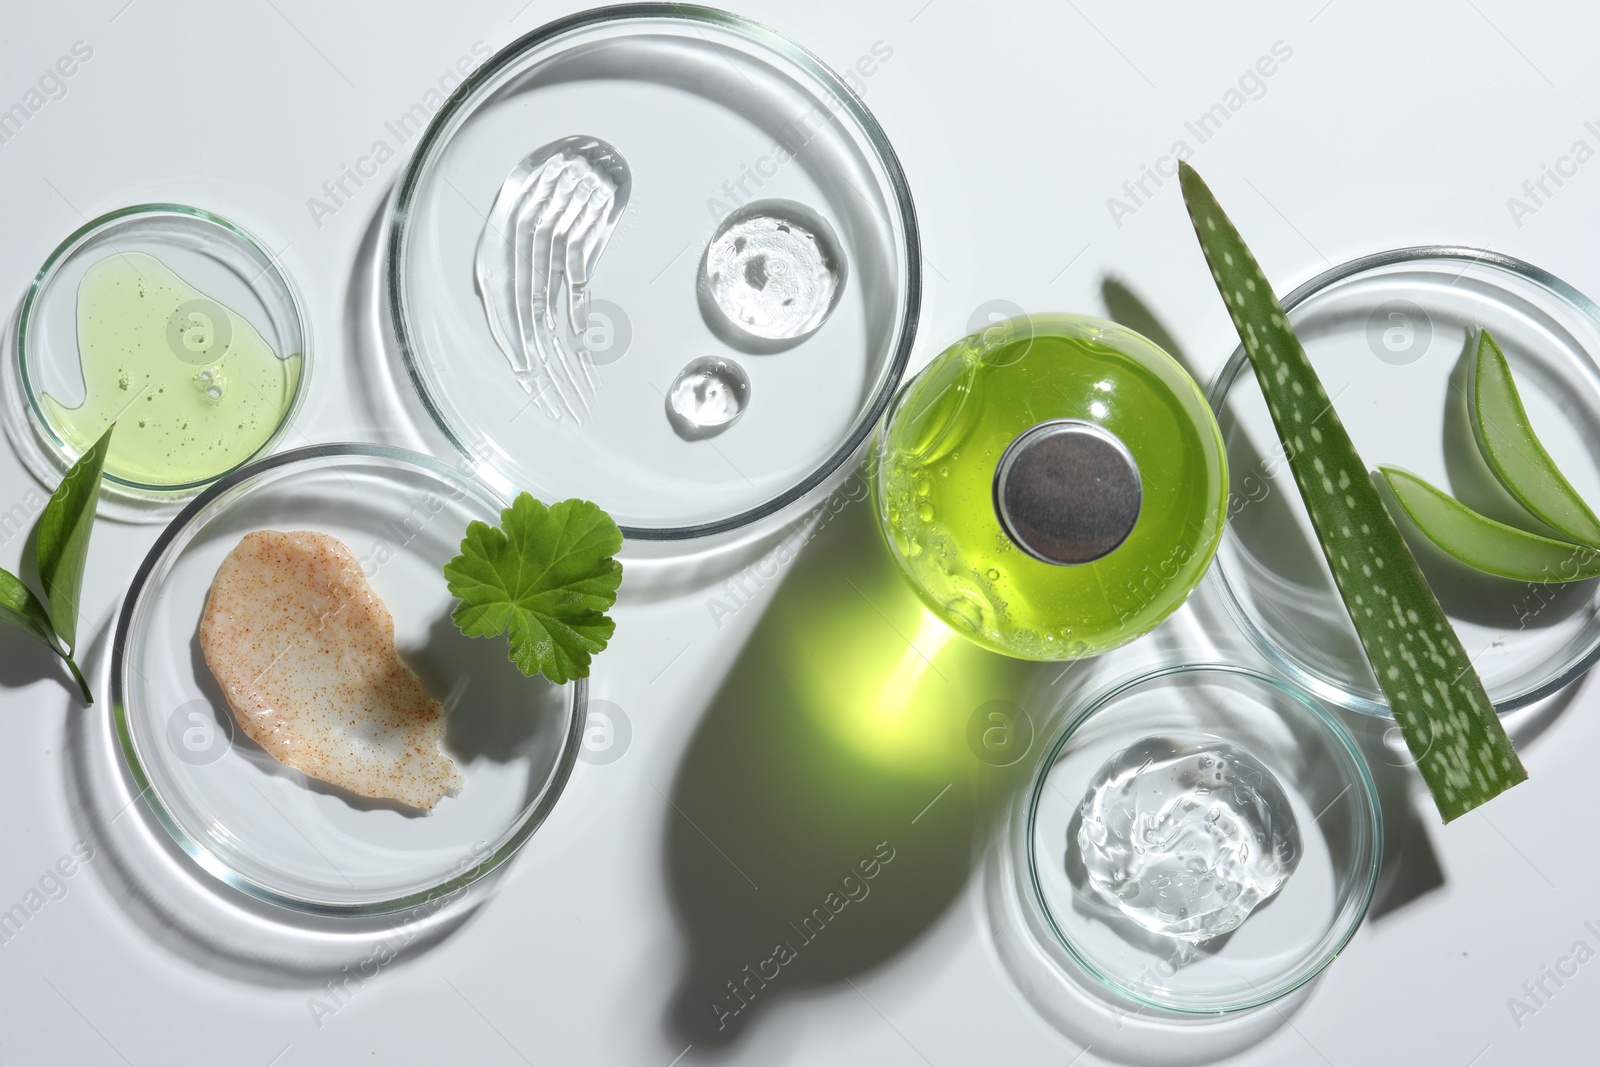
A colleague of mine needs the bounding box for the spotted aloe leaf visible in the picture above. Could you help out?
[1179,162,1525,822]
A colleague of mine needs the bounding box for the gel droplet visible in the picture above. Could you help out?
[699,200,844,345]
[666,356,750,440]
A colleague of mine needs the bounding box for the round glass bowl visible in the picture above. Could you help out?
[112,444,585,915]
[387,4,918,539]
[875,314,1227,660]
[1209,247,1600,716]
[4,205,310,521]
[1021,664,1381,1014]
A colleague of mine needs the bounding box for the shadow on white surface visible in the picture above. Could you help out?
[981,822,1313,1067]
[653,496,1065,1054]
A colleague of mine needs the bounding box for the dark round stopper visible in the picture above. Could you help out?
[993,419,1142,565]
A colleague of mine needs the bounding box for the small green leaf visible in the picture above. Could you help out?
[1379,467,1600,582]
[443,493,623,685]
[1470,329,1600,547]
[0,567,63,652]
[0,568,91,704]
[36,424,113,654]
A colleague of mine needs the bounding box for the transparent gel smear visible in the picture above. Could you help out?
[666,356,750,440]
[474,135,630,424]
[699,200,844,348]
[1075,734,1300,943]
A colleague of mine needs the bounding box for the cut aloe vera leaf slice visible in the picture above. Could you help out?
[1379,466,1600,582]
[1470,329,1600,547]
[1179,162,1526,823]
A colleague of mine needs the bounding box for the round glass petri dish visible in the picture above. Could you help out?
[4,205,310,522]
[112,444,585,915]
[1209,247,1600,717]
[1021,664,1381,1015]
[387,4,919,539]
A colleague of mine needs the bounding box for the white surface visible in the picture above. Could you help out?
[1,1,1597,1064]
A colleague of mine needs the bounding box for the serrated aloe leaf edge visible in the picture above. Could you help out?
[1179,161,1525,822]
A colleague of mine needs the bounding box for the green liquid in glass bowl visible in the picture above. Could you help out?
[874,314,1227,660]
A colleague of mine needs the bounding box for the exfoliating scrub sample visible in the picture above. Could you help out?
[200,529,462,811]
[41,252,301,487]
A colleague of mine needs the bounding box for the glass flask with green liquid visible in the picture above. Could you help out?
[874,314,1227,660]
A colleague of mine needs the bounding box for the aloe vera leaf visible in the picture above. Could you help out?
[1379,467,1600,582]
[1179,162,1525,822]
[1469,329,1600,547]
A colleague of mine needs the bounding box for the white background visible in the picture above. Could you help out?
[2,1,1598,1064]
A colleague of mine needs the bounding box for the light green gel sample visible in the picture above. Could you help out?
[41,252,300,487]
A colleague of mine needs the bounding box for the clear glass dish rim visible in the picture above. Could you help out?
[109,441,588,917]
[385,2,921,541]
[1022,661,1383,1015]
[1205,244,1600,718]
[14,202,314,496]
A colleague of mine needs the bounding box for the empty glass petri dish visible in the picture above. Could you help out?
[1020,664,1381,1014]
[387,5,918,539]
[112,444,584,915]
[1209,247,1600,717]
[4,205,310,521]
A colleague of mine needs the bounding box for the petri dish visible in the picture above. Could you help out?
[1209,247,1600,717]
[1020,663,1381,1014]
[387,4,919,539]
[5,205,310,521]
[112,444,585,915]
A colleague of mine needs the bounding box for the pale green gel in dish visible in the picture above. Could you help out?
[41,252,301,488]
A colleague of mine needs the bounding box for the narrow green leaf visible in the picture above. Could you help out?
[1470,329,1600,547]
[1379,467,1600,582]
[36,424,113,653]
[1179,162,1525,822]
[0,567,91,704]
[0,567,62,652]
